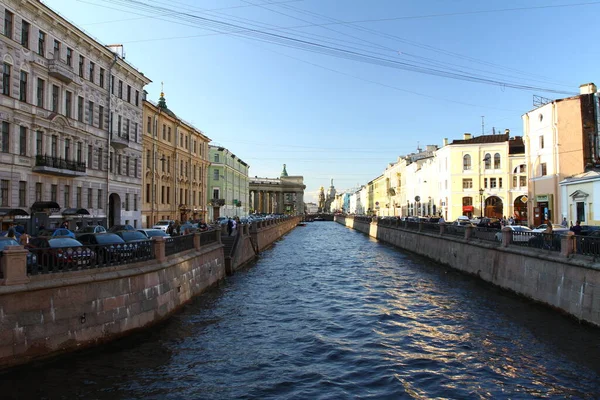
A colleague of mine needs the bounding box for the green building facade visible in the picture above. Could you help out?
[207,146,250,221]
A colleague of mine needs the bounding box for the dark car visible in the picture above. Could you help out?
[579,225,600,236]
[107,224,135,233]
[76,225,107,235]
[113,230,148,243]
[37,228,76,238]
[28,237,94,271]
[137,229,169,239]
[0,237,37,268]
[476,218,502,229]
[76,232,129,264]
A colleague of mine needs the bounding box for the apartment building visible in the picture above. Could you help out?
[0,0,150,231]
[208,145,249,221]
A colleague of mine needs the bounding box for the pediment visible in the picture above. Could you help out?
[48,114,71,130]
[570,190,589,200]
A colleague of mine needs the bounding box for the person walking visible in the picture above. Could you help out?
[561,217,568,228]
[19,231,30,246]
[227,218,233,236]
[231,218,237,235]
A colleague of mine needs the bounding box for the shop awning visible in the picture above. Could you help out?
[31,201,61,212]
[462,205,474,212]
[62,208,90,216]
[0,208,29,217]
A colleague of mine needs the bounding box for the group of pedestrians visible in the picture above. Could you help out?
[226,217,240,236]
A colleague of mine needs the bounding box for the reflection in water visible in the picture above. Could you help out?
[2,222,600,399]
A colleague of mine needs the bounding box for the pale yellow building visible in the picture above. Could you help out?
[142,91,211,227]
[560,171,600,225]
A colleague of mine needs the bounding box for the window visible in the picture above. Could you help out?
[125,156,129,176]
[35,182,42,202]
[77,96,83,122]
[21,20,29,48]
[540,163,547,176]
[520,176,526,187]
[51,135,57,157]
[38,31,45,56]
[463,197,473,206]
[145,184,150,203]
[490,178,497,188]
[462,178,472,189]
[88,101,94,125]
[1,121,9,153]
[118,80,122,98]
[65,91,72,118]
[125,118,129,139]
[87,145,93,168]
[110,75,114,94]
[125,193,129,211]
[539,135,544,149]
[50,184,57,202]
[2,63,10,96]
[109,152,113,173]
[98,105,104,129]
[214,153,219,163]
[499,178,502,188]
[134,158,138,178]
[576,201,585,222]
[484,178,488,188]
[19,126,26,156]
[162,124,166,140]
[53,40,60,59]
[0,180,8,206]
[97,189,103,209]
[51,85,59,112]
[76,186,81,208]
[134,194,138,211]
[213,189,219,199]
[66,48,72,66]
[98,148,103,170]
[512,176,517,188]
[161,186,165,204]
[76,142,82,163]
[135,90,139,106]
[213,169,219,180]
[147,116,151,133]
[127,85,131,102]
[180,133,183,147]
[4,10,13,39]
[133,122,138,142]
[36,131,43,155]
[494,153,500,169]
[89,62,95,83]
[87,188,93,209]
[484,153,491,169]
[64,138,70,160]
[167,127,171,142]
[99,68,105,88]
[36,78,44,107]
[78,55,84,77]
[167,187,170,204]
[146,150,151,169]
[117,115,122,136]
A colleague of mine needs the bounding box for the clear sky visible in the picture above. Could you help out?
[44,0,598,202]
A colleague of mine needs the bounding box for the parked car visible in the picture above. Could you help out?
[476,218,502,229]
[137,229,169,239]
[494,225,533,242]
[113,230,148,243]
[0,237,37,267]
[0,230,21,240]
[531,224,569,233]
[76,232,128,263]
[76,225,107,235]
[579,225,600,236]
[37,228,76,238]
[527,231,570,250]
[107,224,135,233]
[152,220,175,232]
[178,223,197,235]
[28,237,94,269]
[454,216,474,227]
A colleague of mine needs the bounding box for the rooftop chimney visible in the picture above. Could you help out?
[579,82,597,95]
[443,138,448,146]
[505,129,510,135]
[463,133,472,140]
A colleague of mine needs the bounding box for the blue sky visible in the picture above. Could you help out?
[45,0,598,202]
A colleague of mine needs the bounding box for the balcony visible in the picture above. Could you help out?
[111,133,129,149]
[48,58,75,84]
[33,155,86,177]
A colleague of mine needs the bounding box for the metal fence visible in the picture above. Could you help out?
[27,240,155,275]
[200,229,218,246]
[575,235,600,256]
[421,222,441,233]
[165,234,195,256]
[444,225,466,238]
[472,227,500,244]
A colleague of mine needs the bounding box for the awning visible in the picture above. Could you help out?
[31,201,61,212]
[462,205,474,212]
[62,208,90,216]
[0,208,29,217]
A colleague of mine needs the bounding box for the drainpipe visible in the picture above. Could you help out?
[106,50,118,227]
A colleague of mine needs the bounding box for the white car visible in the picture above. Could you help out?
[531,224,569,233]
[495,225,533,242]
[152,220,174,232]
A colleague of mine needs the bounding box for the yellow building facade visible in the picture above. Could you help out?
[141,92,211,228]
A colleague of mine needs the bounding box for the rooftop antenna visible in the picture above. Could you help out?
[481,116,485,135]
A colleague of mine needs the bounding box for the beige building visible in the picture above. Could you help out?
[559,171,600,225]
[249,165,305,215]
[0,0,150,232]
[522,83,598,226]
[142,92,211,227]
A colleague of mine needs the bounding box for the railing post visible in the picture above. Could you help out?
[501,226,512,248]
[465,225,474,240]
[194,232,201,251]
[153,236,166,263]
[418,220,423,232]
[439,223,446,235]
[561,232,575,257]
[1,245,30,285]
[216,228,222,244]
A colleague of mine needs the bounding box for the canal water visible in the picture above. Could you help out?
[2,222,600,399]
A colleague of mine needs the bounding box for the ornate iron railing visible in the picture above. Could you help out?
[35,155,86,173]
[200,229,218,246]
[574,235,600,256]
[165,234,195,256]
[472,227,500,243]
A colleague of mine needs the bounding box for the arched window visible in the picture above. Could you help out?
[484,153,491,169]
[494,153,501,169]
[463,154,471,170]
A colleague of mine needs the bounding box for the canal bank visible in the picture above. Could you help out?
[336,215,600,327]
[0,217,299,370]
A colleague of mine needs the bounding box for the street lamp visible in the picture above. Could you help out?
[479,188,484,218]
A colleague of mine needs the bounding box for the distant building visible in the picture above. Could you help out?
[249,164,305,215]
[207,145,249,221]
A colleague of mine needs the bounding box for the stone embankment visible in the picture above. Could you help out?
[0,217,299,370]
[336,216,600,327]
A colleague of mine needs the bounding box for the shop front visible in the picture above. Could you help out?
[533,194,553,226]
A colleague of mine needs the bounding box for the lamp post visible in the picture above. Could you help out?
[479,188,484,218]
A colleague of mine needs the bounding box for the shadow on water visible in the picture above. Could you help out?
[1,221,600,399]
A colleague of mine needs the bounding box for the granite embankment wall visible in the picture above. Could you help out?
[336,216,600,327]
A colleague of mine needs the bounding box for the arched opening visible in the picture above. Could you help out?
[484,196,503,218]
[108,193,121,228]
[463,154,471,170]
[513,195,528,224]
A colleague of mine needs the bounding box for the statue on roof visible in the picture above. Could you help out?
[281,163,288,177]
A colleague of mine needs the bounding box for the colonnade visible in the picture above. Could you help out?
[249,190,304,214]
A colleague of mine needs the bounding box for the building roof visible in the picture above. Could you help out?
[451,133,509,145]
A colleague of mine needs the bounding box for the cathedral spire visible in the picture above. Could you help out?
[158,81,167,110]
[281,163,288,177]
